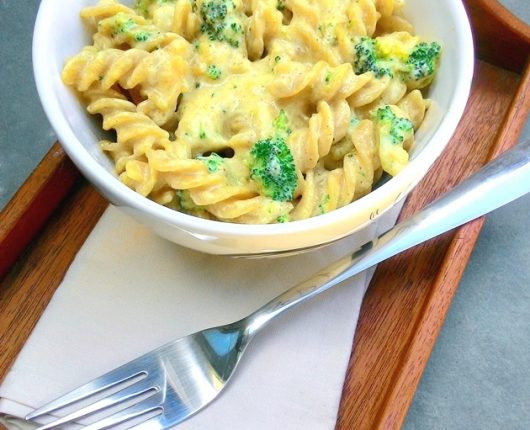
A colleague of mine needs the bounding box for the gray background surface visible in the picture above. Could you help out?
[1,1,529,429]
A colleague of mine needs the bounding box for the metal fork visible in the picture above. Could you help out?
[26,140,530,429]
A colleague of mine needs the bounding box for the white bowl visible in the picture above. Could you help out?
[33,0,474,256]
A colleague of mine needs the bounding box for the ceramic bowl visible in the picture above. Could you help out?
[33,0,474,256]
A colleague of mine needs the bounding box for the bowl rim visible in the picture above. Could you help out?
[32,0,474,239]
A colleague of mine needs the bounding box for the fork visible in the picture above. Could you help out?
[26,140,530,429]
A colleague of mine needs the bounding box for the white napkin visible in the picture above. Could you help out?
[0,203,401,429]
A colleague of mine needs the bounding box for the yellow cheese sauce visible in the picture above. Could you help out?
[62,0,441,224]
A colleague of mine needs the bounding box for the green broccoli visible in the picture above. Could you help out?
[276,214,289,223]
[353,37,393,78]
[176,190,200,212]
[405,41,441,82]
[354,37,441,87]
[200,0,242,48]
[374,106,414,176]
[207,64,222,80]
[110,16,135,35]
[175,190,212,218]
[230,22,242,33]
[134,31,152,42]
[375,106,413,145]
[197,153,224,173]
[318,194,331,214]
[103,13,156,46]
[273,109,292,136]
[250,136,297,202]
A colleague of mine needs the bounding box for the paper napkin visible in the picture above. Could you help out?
[0,203,401,429]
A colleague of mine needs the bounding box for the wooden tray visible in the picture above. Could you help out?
[1,1,529,429]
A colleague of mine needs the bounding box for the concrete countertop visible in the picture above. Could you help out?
[1,1,528,429]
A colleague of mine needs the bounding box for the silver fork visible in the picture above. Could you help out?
[26,140,530,429]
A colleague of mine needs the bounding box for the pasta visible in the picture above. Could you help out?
[63,0,441,224]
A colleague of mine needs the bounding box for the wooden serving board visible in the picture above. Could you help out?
[1,1,529,429]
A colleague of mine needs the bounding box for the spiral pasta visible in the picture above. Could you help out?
[63,38,191,125]
[63,0,441,224]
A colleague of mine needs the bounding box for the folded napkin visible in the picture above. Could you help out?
[0,203,401,429]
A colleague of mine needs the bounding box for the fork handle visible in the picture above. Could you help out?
[244,140,530,337]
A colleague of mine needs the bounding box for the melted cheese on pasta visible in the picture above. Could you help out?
[63,0,440,224]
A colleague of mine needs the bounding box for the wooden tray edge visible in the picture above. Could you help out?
[0,144,78,281]
[464,0,530,73]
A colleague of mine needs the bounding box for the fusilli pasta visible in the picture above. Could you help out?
[63,0,441,223]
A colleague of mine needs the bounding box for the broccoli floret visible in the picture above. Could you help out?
[318,194,331,214]
[176,189,213,218]
[200,0,241,48]
[406,41,441,81]
[250,136,297,202]
[353,37,393,78]
[230,22,242,33]
[273,109,292,136]
[375,105,395,122]
[207,64,222,80]
[200,1,228,40]
[197,153,224,173]
[134,31,152,42]
[176,190,201,212]
[354,36,441,86]
[374,105,413,176]
[375,106,413,145]
[102,13,157,46]
[276,214,289,223]
[110,16,135,35]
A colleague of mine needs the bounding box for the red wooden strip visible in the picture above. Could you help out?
[0,144,79,280]
[464,0,530,73]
